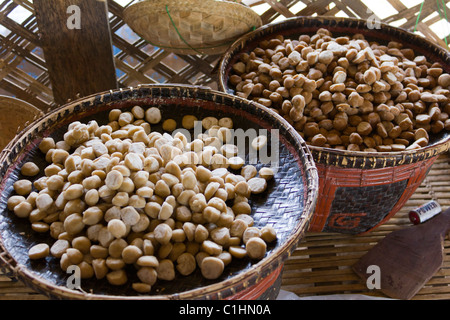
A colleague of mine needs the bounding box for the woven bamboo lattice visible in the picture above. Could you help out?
[1,0,450,300]
[0,0,449,110]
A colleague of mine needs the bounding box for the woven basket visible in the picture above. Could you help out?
[0,84,318,299]
[218,16,450,235]
[122,0,262,55]
[0,95,43,153]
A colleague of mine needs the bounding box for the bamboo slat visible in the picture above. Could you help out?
[281,153,450,300]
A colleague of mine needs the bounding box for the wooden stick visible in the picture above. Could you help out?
[33,0,117,105]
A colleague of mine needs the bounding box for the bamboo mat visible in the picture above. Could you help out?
[1,153,450,300]
[282,152,450,300]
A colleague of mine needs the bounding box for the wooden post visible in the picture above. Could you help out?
[34,0,117,105]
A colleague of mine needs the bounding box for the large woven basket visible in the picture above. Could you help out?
[218,16,450,235]
[0,85,318,299]
[0,95,43,152]
[123,0,262,55]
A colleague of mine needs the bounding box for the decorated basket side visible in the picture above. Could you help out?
[308,146,447,234]
[218,16,450,234]
[0,85,318,300]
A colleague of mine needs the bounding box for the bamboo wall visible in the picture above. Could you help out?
[0,0,449,111]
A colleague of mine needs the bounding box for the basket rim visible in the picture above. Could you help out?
[307,135,450,158]
[217,15,450,162]
[0,84,319,300]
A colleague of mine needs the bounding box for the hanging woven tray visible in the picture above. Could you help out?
[123,0,262,55]
[0,84,318,300]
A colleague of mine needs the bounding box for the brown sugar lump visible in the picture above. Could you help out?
[258,167,275,180]
[137,266,158,285]
[107,219,127,239]
[229,29,450,152]
[246,237,267,260]
[200,256,225,280]
[20,162,40,177]
[176,252,196,276]
[229,246,247,259]
[7,195,25,211]
[50,239,70,258]
[39,137,55,154]
[105,170,124,190]
[156,259,176,281]
[260,226,277,243]
[247,177,267,194]
[106,269,128,286]
[154,223,173,245]
[145,107,162,124]
[162,119,177,132]
[5,106,279,293]
[242,227,261,244]
[36,193,54,212]
[181,115,198,130]
[13,179,32,196]
[28,243,50,260]
[13,201,33,218]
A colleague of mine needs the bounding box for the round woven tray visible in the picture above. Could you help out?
[218,16,450,234]
[0,84,318,299]
[0,95,43,153]
[123,0,262,55]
